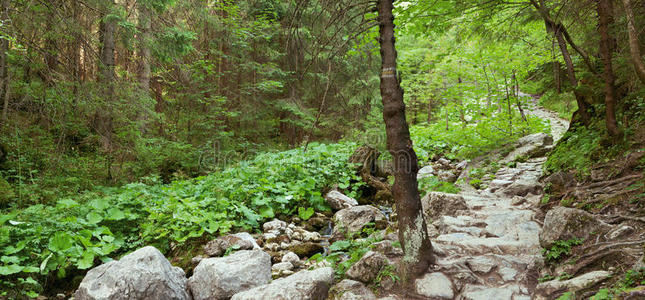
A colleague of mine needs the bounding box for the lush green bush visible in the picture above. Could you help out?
[0,142,362,297]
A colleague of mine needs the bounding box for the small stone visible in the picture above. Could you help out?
[289,242,324,258]
[415,272,454,299]
[330,279,376,300]
[346,251,388,283]
[499,267,518,281]
[263,219,287,233]
[466,256,496,273]
[511,196,526,206]
[282,251,301,266]
[272,262,294,272]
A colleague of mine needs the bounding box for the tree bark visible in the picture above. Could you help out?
[598,0,621,137]
[377,0,434,283]
[98,0,116,137]
[555,28,592,125]
[0,0,9,123]
[138,4,151,95]
[622,0,645,85]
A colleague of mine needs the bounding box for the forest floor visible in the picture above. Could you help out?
[411,100,569,299]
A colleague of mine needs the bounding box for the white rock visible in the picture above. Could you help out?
[272,261,294,272]
[188,250,271,300]
[231,267,334,300]
[325,190,359,210]
[282,251,301,266]
[466,256,496,273]
[263,219,287,232]
[417,165,436,179]
[414,272,454,299]
[499,267,518,281]
[75,246,190,300]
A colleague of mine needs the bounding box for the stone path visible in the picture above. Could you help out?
[416,102,569,300]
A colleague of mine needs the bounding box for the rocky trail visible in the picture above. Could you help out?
[415,101,570,299]
[72,103,583,300]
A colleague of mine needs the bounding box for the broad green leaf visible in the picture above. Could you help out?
[77,252,95,270]
[105,208,125,220]
[48,232,75,252]
[0,264,23,275]
[86,212,103,224]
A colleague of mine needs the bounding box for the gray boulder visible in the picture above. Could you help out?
[502,179,542,197]
[204,232,260,257]
[539,207,612,248]
[231,267,334,300]
[333,205,387,237]
[75,246,189,300]
[346,251,388,283]
[325,190,359,210]
[329,279,376,300]
[414,272,454,299]
[188,250,271,300]
[421,192,468,220]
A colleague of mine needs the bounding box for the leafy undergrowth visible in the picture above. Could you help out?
[0,142,363,297]
[539,91,577,120]
[411,108,549,162]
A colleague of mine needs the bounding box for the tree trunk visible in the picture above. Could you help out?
[598,0,621,137]
[0,0,9,123]
[622,0,645,85]
[98,0,116,137]
[138,4,151,95]
[555,29,591,125]
[377,0,434,283]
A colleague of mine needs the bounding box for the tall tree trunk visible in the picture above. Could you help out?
[98,0,116,137]
[377,0,434,283]
[598,0,621,136]
[0,0,9,123]
[622,0,645,85]
[137,3,152,131]
[138,4,151,95]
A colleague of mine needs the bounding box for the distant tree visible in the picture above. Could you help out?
[597,0,621,137]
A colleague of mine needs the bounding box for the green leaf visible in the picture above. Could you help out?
[297,207,314,220]
[86,212,103,224]
[329,240,351,251]
[259,206,274,218]
[90,198,110,211]
[77,252,95,270]
[105,208,125,220]
[0,264,23,275]
[48,232,75,252]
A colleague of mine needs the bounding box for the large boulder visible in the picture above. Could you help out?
[204,232,260,257]
[325,190,359,210]
[329,279,376,300]
[231,267,334,300]
[333,205,387,237]
[75,246,189,300]
[539,207,612,248]
[421,192,468,220]
[188,250,271,300]
[346,251,388,283]
[415,272,455,299]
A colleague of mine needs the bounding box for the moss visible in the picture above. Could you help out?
[289,242,324,258]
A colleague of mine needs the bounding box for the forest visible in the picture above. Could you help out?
[0,0,643,299]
